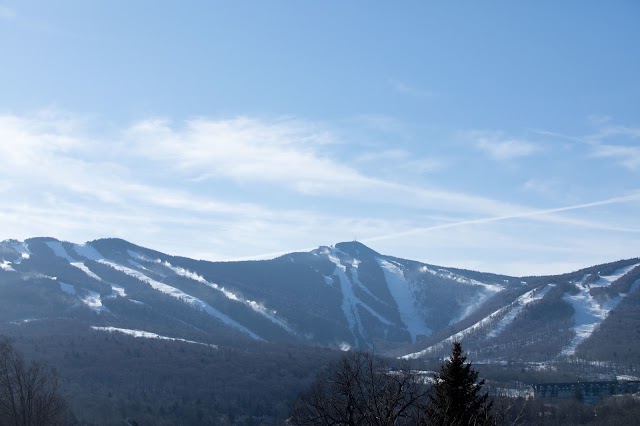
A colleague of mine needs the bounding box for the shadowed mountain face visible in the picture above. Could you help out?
[1,237,639,362]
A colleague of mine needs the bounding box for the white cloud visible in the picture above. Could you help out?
[533,123,640,171]
[123,116,524,216]
[585,125,640,170]
[469,131,540,160]
[124,116,366,194]
[591,144,640,170]
[0,111,638,275]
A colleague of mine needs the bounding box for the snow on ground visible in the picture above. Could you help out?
[80,289,107,312]
[0,260,15,271]
[91,326,217,348]
[8,318,43,325]
[46,241,77,262]
[420,265,503,323]
[59,282,106,312]
[486,284,555,339]
[349,258,389,306]
[617,375,640,381]
[420,265,503,293]
[71,261,103,281]
[328,250,365,343]
[97,260,264,341]
[46,241,102,281]
[325,249,396,347]
[129,252,295,335]
[561,270,640,356]
[591,263,640,287]
[71,243,104,261]
[6,240,30,262]
[400,284,554,360]
[378,258,431,342]
[109,285,126,297]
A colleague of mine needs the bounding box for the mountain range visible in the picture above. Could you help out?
[2,237,638,364]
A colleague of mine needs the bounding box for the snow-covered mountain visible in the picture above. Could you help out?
[1,237,638,363]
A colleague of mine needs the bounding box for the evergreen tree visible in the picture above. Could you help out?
[422,341,494,425]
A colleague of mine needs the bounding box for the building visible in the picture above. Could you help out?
[530,381,640,403]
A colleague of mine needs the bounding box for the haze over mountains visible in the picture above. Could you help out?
[1,237,638,364]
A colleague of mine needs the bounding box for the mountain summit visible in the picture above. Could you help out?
[1,237,638,362]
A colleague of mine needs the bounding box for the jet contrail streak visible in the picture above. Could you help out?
[363,193,640,243]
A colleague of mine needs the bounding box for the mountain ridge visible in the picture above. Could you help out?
[1,236,639,364]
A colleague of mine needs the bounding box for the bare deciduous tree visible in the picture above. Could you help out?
[0,337,67,426]
[290,351,427,426]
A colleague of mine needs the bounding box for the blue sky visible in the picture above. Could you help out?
[0,1,639,275]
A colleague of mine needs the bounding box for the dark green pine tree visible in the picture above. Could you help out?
[423,341,494,425]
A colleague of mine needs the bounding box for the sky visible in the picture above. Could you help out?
[0,1,639,276]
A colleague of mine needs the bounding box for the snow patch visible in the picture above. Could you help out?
[486,285,554,338]
[109,285,126,298]
[0,260,15,272]
[5,240,30,262]
[59,282,106,312]
[71,262,102,281]
[339,342,351,351]
[80,289,107,312]
[420,264,502,322]
[91,326,217,348]
[46,241,77,262]
[97,260,264,341]
[422,265,503,293]
[560,273,640,356]
[71,243,104,261]
[45,242,107,285]
[378,258,431,342]
[131,253,295,335]
[590,263,640,287]
[350,260,389,306]
[401,284,554,359]
[328,250,365,343]
[617,375,640,381]
[325,250,396,347]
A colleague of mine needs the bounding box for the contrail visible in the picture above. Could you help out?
[363,193,640,243]
[227,193,640,261]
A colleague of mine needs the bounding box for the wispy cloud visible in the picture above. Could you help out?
[591,144,640,170]
[0,111,637,275]
[533,123,640,170]
[363,192,640,245]
[125,116,366,194]
[469,131,540,160]
[123,116,522,217]
[586,125,640,170]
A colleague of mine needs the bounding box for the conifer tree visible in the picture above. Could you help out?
[422,341,494,425]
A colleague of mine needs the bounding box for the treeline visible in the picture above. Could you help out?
[2,320,340,425]
[4,322,640,425]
